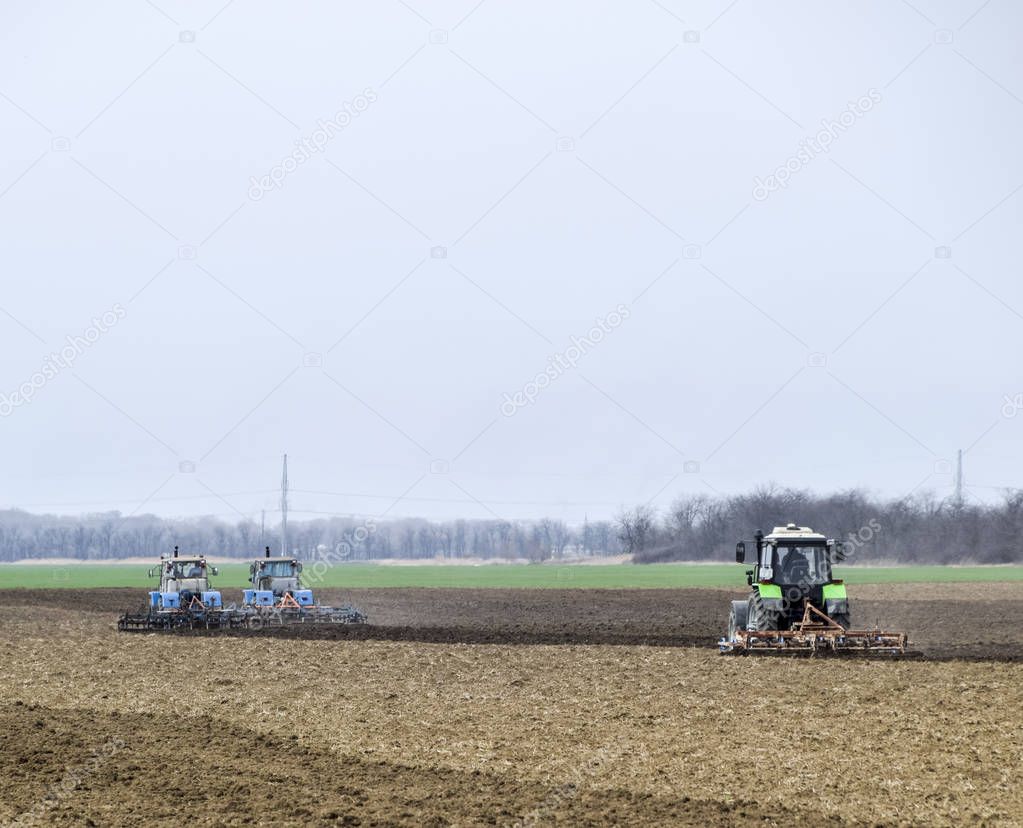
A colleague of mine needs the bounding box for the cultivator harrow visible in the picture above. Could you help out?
[117,597,366,633]
[720,603,909,656]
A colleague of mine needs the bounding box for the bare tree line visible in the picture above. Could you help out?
[1,485,1021,564]
[0,510,618,563]
[617,485,1023,564]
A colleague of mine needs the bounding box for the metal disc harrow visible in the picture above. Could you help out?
[720,603,909,656]
[118,598,367,633]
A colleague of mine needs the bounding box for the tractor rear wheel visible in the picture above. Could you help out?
[747,595,779,632]
[727,601,749,641]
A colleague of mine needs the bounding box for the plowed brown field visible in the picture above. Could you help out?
[1,584,1021,826]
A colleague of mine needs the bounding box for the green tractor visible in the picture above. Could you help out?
[721,523,908,655]
[728,523,848,637]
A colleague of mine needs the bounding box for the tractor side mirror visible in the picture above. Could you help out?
[147,568,154,578]
[735,542,746,563]
[833,541,846,562]
[211,566,219,576]
[295,562,303,573]
[746,570,754,586]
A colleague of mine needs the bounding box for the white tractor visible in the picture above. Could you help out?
[148,546,222,611]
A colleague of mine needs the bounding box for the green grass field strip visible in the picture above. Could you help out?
[1,563,1022,590]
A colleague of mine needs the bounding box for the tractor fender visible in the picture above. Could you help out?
[753,583,785,619]
[822,583,849,620]
[822,583,847,601]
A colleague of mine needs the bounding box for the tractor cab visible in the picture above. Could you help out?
[147,547,222,611]
[244,547,315,607]
[740,524,836,587]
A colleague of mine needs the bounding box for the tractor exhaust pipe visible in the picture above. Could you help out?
[266,546,271,558]
[174,546,179,558]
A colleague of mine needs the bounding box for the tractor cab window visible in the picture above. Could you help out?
[167,561,203,579]
[775,546,830,585]
[260,560,296,577]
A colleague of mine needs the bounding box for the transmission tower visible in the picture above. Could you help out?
[954,449,964,506]
[280,453,289,556]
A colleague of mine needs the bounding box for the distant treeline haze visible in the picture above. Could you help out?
[0,485,1020,564]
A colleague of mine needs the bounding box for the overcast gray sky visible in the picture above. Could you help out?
[1,0,1021,524]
